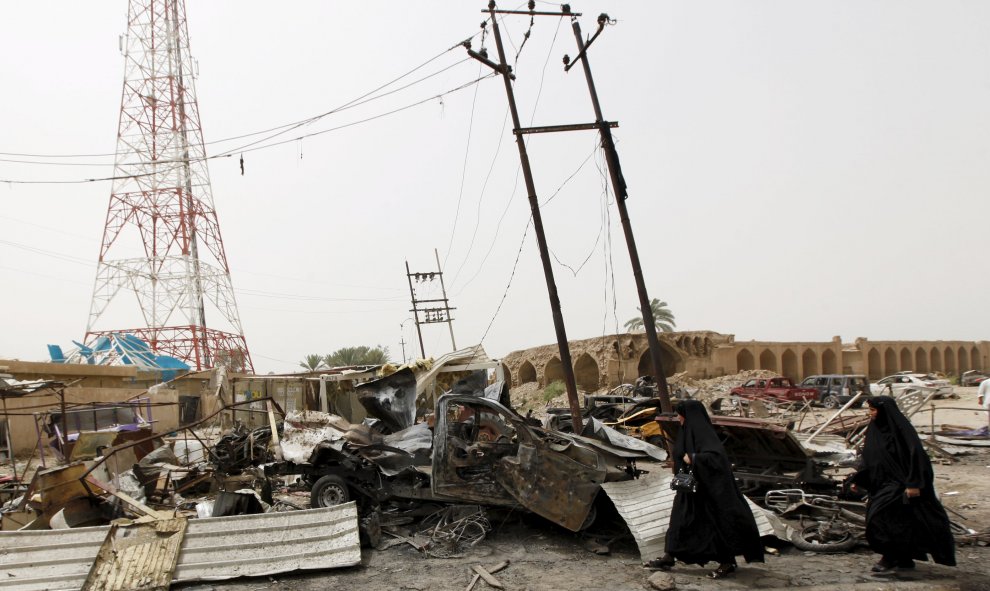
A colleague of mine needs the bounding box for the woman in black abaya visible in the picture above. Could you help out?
[851,396,956,574]
[646,400,764,578]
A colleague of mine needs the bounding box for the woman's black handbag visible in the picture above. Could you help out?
[670,469,697,493]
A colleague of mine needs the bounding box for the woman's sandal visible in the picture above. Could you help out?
[709,562,736,579]
[643,554,675,571]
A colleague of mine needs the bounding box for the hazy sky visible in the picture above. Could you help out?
[2,1,988,373]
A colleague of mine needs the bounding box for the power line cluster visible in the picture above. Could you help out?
[0,29,493,185]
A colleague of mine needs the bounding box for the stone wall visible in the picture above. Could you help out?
[501,332,990,390]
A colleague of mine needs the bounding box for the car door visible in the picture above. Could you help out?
[432,396,521,506]
[433,395,605,531]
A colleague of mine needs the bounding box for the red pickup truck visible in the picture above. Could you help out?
[729,376,817,403]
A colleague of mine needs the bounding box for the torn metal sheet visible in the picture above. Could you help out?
[0,504,361,591]
[601,472,786,562]
[280,410,350,463]
[581,418,667,462]
[357,367,418,432]
[82,518,187,591]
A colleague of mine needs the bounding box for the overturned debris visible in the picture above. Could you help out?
[0,503,361,590]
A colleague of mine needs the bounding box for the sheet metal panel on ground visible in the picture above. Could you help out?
[601,473,789,562]
[0,503,361,591]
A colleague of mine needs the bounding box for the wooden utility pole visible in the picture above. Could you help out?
[471,1,584,431]
[406,249,458,359]
[567,15,673,412]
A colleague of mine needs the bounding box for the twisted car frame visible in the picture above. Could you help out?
[267,393,660,532]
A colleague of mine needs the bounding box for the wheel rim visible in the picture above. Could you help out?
[823,396,838,409]
[319,484,346,506]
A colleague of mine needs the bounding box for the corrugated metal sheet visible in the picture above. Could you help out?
[601,473,781,562]
[0,503,361,591]
[82,518,187,591]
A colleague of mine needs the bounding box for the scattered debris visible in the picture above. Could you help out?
[465,560,509,591]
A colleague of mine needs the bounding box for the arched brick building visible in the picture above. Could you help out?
[501,332,989,389]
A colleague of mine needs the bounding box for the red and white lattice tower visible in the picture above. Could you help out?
[85,0,253,372]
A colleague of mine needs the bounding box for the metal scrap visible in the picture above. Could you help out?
[417,504,491,558]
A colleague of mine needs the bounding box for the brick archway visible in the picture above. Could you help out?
[737,349,755,371]
[574,353,600,392]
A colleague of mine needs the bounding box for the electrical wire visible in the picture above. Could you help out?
[442,62,485,271]
[0,31,488,161]
[449,15,564,296]
[0,57,468,169]
[0,73,497,185]
[234,287,404,303]
[448,107,510,287]
[0,239,410,304]
[478,218,532,346]
[210,57,474,159]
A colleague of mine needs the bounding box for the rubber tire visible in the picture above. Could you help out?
[311,475,350,508]
[577,502,598,531]
[821,395,840,409]
[790,524,858,553]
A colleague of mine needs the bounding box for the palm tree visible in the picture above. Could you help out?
[624,298,676,333]
[324,345,391,368]
[298,354,324,371]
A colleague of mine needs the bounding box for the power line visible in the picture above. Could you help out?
[0,73,496,185]
[449,15,564,294]
[442,61,485,271]
[478,218,532,347]
[0,34,486,161]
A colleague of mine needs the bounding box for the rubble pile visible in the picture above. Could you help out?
[3,349,989,589]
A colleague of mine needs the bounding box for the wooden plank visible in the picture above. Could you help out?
[471,565,504,589]
[84,476,171,521]
[466,560,509,590]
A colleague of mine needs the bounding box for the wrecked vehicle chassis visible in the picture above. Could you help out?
[267,394,655,532]
[656,414,836,494]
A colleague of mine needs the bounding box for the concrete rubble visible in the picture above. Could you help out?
[1,360,988,590]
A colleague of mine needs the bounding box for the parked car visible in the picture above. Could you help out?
[961,370,990,387]
[870,373,954,399]
[729,376,818,404]
[799,375,872,409]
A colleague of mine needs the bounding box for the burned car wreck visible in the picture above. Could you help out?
[265,369,665,532]
[655,414,837,494]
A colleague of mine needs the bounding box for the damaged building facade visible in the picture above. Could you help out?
[501,331,990,390]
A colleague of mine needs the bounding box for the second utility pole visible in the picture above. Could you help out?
[568,15,673,413]
[485,2,584,431]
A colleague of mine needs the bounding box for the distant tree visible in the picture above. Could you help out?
[324,345,391,367]
[298,354,324,371]
[624,298,676,333]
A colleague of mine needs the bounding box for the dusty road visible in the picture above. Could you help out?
[181,388,990,591]
[176,512,989,591]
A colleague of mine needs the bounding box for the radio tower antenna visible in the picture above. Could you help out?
[85,0,253,372]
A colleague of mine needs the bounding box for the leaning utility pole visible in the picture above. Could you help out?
[405,249,457,359]
[467,1,585,430]
[566,14,673,412]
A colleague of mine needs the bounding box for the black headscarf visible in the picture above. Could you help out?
[672,400,726,472]
[862,396,931,489]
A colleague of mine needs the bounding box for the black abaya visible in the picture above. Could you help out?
[664,400,765,565]
[852,396,956,566]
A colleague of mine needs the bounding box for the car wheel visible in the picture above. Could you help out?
[577,502,598,531]
[822,395,840,409]
[311,475,350,508]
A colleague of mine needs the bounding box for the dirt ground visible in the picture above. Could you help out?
[172,388,990,591]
